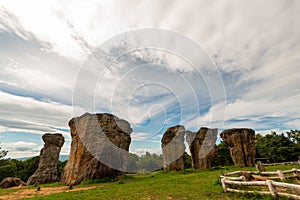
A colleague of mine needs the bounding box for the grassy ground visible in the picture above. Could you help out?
[1,164,299,200]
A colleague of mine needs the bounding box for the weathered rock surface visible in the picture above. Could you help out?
[0,177,26,188]
[220,128,256,167]
[161,125,185,171]
[27,133,65,185]
[255,161,266,172]
[186,128,218,170]
[61,113,132,186]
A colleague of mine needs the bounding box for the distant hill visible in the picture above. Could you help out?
[15,154,68,161]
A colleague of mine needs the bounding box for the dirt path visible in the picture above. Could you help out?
[0,185,102,200]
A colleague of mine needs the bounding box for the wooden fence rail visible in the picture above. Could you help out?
[221,168,300,199]
[263,161,299,166]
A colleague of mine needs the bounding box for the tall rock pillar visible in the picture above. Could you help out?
[186,128,218,170]
[161,125,185,171]
[61,113,132,185]
[220,128,256,167]
[27,133,64,185]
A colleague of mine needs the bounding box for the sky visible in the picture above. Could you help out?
[0,0,299,158]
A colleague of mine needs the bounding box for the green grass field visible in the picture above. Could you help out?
[1,164,299,200]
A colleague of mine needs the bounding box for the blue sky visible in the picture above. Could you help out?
[0,0,299,158]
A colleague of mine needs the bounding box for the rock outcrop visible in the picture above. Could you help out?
[61,113,132,186]
[161,125,185,171]
[0,177,26,188]
[186,128,218,170]
[256,161,266,172]
[27,133,64,185]
[220,128,256,167]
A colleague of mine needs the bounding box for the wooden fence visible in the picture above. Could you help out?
[220,168,300,199]
[263,161,299,166]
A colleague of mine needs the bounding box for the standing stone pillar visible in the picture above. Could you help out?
[220,128,256,167]
[161,125,185,171]
[186,128,218,170]
[61,113,132,186]
[27,133,64,185]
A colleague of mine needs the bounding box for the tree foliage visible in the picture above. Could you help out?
[286,129,300,144]
[0,156,39,181]
[184,152,192,169]
[0,156,67,182]
[212,130,300,166]
[212,141,233,167]
[128,152,163,173]
[255,131,300,163]
[0,144,7,159]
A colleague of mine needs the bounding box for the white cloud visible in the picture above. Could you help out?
[0,0,299,157]
[131,132,161,142]
[130,148,162,156]
[0,91,74,137]
[189,95,300,131]
[2,141,42,158]
[2,139,70,159]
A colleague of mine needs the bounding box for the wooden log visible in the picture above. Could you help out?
[292,168,300,179]
[252,174,269,181]
[226,188,271,195]
[282,169,299,174]
[221,178,227,192]
[266,180,277,197]
[260,171,280,175]
[224,179,267,186]
[277,192,300,200]
[226,187,300,199]
[220,176,245,181]
[220,168,300,200]
[277,170,286,180]
[272,181,300,190]
[224,171,242,176]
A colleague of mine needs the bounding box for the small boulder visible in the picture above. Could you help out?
[0,177,26,189]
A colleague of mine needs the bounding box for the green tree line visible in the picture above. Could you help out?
[0,130,299,182]
[212,129,300,166]
[0,157,67,182]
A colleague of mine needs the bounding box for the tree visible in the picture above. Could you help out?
[286,129,300,144]
[128,153,139,173]
[212,141,233,166]
[255,131,300,163]
[137,152,163,173]
[0,156,40,182]
[184,152,192,169]
[57,160,67,179]
[0,144,7,159]
[19,156,40,181]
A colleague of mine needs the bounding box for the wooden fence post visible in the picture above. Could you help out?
[266,180,277,197]
[292,168,299,179]
[221,178,227,192]
[277,170,286,180]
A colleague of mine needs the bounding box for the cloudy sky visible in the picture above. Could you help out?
[0,0,299,158]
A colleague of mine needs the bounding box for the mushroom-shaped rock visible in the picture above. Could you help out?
[27,133,65,185]
[61,113,132,185]
[186,127,218,170]
[220,128,256,167]
[161,125,185,171]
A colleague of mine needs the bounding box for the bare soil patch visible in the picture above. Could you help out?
[0,185,102,200]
